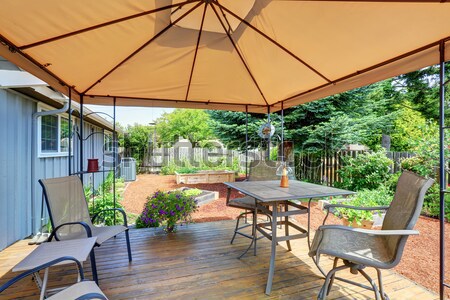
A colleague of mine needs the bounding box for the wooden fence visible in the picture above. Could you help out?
[138,147,269,173]
[134,147,414,183]
[295,150,414,186]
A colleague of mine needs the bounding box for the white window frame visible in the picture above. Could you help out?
[104,131,113,152]
[37,104,72,158]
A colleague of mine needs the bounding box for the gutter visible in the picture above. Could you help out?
[30,100,70,235]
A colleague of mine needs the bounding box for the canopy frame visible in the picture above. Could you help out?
[0,1,450,297]
[1,1,450,113]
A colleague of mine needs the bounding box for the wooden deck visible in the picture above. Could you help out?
[0,221,438,299]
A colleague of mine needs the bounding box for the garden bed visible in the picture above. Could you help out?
[175,170,235,184]
[176,187,219,206]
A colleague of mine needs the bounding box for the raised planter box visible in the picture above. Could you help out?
[175,170,235,184]
[176,187,219,206]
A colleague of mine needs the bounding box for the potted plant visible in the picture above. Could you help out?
[136,190,198,233]
[332,187,393,228]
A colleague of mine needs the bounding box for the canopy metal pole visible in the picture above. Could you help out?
[79,94,84,182]
[267,106,271,160]
[102,128,106,213]
[113,97,117,225]
[245,105,248,179]
[438,40,448,300]
[281,102,284,163]
[68,87,72,175]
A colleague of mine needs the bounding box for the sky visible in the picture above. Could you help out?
[85,105,174,127]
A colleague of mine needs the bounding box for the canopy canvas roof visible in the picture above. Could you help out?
[0,0,449,113]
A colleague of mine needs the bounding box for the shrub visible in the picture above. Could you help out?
[400,121,440,177]
[335,151,393,191]
[86,172,125,226]
[421,185,450,220]
[385,171,401,193]
[333,187,393,225]
[176,166,202,174]
[137,190,198,232]
[399,123,448,220]
[401,156,433,178]
[160,161,178,175]
[90,192,124,226]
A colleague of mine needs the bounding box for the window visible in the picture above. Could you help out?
[60,117,69,152]
[41,114,58,152]
[104,133,113,152]
[38,107,72,157]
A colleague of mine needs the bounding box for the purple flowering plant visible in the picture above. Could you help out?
[137,190,198,233]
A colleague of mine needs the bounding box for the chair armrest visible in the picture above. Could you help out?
[319,224,419,236]
[91,208,128,227]
[324,204,390,211]
[0,256,84,293]
[49,221,92,242]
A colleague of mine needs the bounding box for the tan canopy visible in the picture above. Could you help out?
[0,0,449,113]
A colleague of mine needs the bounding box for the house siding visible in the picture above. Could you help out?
[0,89,33,250]
[0,89,112,250]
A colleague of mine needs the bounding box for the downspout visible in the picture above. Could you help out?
[30,99,70,235]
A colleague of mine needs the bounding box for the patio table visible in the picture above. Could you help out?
[224,180,354,295]
[13,237,97,300]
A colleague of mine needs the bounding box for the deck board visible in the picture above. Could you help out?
[0,220,437,299]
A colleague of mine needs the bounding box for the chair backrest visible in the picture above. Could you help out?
[248,160,279,181]
[39,176,93,238]
[382,170,434,262]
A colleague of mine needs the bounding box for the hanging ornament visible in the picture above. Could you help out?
[258,122,275,139]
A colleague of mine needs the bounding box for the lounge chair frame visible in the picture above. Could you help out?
[39,176,132,284]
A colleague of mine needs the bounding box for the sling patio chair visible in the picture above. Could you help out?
[39,175,132,283]
[0,256,107,300]
[309,170,434,300]
[226,160,285,257]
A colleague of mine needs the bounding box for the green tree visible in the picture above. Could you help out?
[207,110,268,150]
[335,151,393,191]
[389,104,428,151]
[156,109,215,146]
[208,72,443,155]
[288,80,400,153]
[395,62,450,121]
[121,124,153,164]
[300,114,358,153]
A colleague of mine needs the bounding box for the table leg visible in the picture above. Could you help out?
[253,198,258,256]
[284,202,292,251]
[265,202,278,295]
[307,198,312,251]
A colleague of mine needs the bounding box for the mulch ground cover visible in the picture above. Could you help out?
[122,174,450,298]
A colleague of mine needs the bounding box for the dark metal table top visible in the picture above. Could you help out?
[224,180,354,202]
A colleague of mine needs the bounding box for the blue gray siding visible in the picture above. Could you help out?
[0,89,33,250]
[0,89,111,250]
